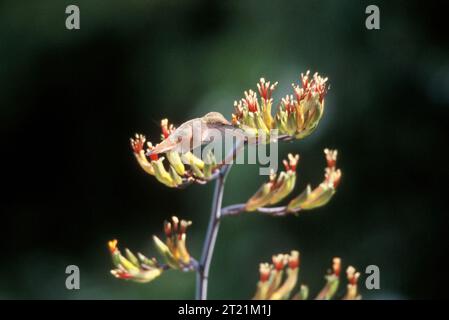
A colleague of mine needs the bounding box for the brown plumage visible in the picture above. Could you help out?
[148,112,235,155]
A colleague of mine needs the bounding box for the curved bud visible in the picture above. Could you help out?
[181,152,205,170]
[268,171,296,205]
[287,149,340,212]
[253,263,273,300]
[343,266,361,300]
[316,257,341,300]
[245,176,276,211]
[203,151,217,179]
[166,151,186,176]
[108,240,164,283]
[125,248,139,267]
[151,157,176,187]
[289,183,335,211]
[189,162,205,179]
[169,166,183,186]
[109,239,121,268]
[130,134,155,176]
[255,112,270,136]
[153,235,179,269]
[252,251,360,300]
[137,253,158,268]
[292,285,309,300]
[270,251,300,300]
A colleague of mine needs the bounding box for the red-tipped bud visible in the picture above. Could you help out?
[257,78,278,102]
[283,154,299,172]
[346,266,360,285]
[332,257,341,277]
[282,159,290,172]
[293,71,328,103]
[259,263,271,282]
[281,95,296,114]
[332,169,342,188]
[130,134,146,154]
[108,239,118,253]
[171,216,179,233]
[113,270,133,279]
[301,71,310,88]
[144,142,159,161]
[164,221,172,237]
[160,119,171,139]
[179,219,192,234]
[272,254,287,271]
[324,149,338,169]
[288,251,300,269]
[243,90,259,113]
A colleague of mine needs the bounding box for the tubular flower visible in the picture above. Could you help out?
[231,71,328,141]
[241,149,340,215]
[343,266,361,300]
[316,257,341,300]
[253,252,361,300]
[253,251,300,300]
[245,154,299,211]
[160,118,174,140]
[108,216,196,283]
[257,78,278,129]
[289,71,328,139]
[130,119,220,188]
[287,148,341,212]
[108,239,164,283]
[130,134,156,175]
[243,90,259,113]
[153,216,194,270]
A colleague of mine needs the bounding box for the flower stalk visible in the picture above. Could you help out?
[196,164,232,300]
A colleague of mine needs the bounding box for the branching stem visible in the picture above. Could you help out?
[196,164,232,300]
[221,203,300,217]
[195,137,300,299]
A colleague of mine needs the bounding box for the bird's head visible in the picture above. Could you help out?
[202,112,232,126]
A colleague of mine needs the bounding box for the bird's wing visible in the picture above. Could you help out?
[201,123,246,145]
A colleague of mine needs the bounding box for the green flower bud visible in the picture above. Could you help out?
[166,151,186,176]
[153,235,179,270]
[151,157,175,187]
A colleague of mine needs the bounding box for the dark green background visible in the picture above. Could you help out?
[1,0,448,299]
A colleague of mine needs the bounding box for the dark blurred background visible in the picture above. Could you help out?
[1,0,448,299]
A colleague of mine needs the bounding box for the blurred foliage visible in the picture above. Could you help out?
[0,0,448,299]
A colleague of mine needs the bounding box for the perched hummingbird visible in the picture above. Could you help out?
[147,112,238,155]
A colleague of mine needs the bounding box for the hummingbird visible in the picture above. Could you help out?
[147,112,240,156]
